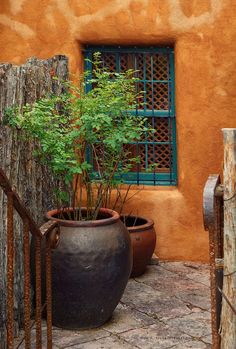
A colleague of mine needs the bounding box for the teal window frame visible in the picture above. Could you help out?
[84,46,177,186]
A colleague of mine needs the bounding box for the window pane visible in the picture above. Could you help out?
[146,53,169,81]
[102,53,116,72]
[84,47,177,185]
[148,118,170,142]
[146,82,169,110]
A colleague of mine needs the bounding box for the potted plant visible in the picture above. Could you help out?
[7,54,149,329]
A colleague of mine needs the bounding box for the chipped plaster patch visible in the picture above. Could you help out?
[55,0,148,35]
[168,0,223,31]
[53,0,77,32]
[215,86,227,96]
[45,5,57,28]
[155,14,163,26]
[0,15,35,39]
[9,0,26,15]
[197,32,204,40]
[140,9,147,17]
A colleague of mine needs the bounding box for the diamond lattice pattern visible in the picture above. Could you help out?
[100,52,171,110]
[96,51,173,175]
[124,118,172,173]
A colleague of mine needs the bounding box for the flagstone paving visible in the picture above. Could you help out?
[24,261,212,349]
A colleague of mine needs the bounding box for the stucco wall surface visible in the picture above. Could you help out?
[1,0,236,261]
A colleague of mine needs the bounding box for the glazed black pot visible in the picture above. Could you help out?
[45,208,132,329]
[121,215,156,277]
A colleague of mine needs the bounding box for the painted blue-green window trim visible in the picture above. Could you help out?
[84,45,177,186]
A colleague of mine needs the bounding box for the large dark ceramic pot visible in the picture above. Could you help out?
[46,208,132,329]
[121,215,156,277]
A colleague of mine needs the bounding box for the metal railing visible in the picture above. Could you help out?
[0,168,59,349]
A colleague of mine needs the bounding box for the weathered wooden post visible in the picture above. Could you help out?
[220,129,236,349]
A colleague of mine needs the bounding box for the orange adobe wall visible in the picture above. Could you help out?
[1,0,236,261]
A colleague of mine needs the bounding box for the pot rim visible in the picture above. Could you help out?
[120,214,154,232]
[46,207,120,227]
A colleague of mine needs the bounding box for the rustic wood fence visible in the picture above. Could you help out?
[0,56,68,348]
[203,128,236,349]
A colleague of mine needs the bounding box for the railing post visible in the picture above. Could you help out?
[220,128,236,349]
[35,235,42,349]
[23,219,31,349]
[46,235,53,349]
[7,192,14,349]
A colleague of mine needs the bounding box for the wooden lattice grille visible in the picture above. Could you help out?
[84,47,177,185]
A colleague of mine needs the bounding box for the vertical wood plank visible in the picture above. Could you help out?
[220,128,236,349]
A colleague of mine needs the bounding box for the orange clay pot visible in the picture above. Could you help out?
[121,215,156,277]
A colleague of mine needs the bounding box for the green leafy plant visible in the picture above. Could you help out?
[6,54,150,220]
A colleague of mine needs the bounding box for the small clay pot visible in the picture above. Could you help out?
[121,215,156,277]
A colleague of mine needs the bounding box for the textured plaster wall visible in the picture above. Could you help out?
[1,0,236,261]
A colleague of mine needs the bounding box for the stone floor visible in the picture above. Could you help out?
[24,261,212,349]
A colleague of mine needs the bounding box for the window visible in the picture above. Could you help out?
[84,46,177,186]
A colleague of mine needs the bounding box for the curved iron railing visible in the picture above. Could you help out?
[0,168,59,349]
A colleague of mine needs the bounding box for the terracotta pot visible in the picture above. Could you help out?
[44,208,132,329]
[121,215,156,277]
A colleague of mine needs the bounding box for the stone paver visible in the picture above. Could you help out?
[50,327,110,348]
[121,279,192,321]
[70,335,136,349]
[166,311,211,338]
[119,323,191,349]
[103,303,156,334]
[19,262,212,349]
